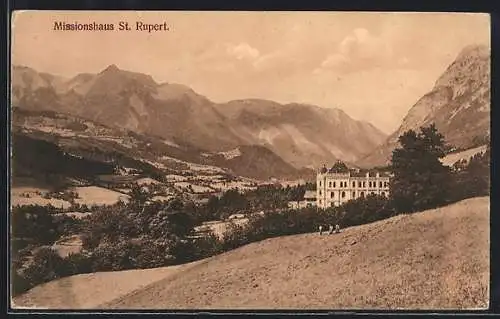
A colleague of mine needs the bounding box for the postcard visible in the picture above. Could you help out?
[10,11,490,310]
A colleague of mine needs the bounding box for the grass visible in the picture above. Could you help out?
[52,235,83,258]
[73,186,130,206]
[441,144,488,166]
[12,197,489,310]
[11,187,72,209]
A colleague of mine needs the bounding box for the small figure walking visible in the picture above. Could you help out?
[328,225,334,235]
[335,224,340,234]
[318,225,323,235]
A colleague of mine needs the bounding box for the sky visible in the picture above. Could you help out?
[11,11,490,134]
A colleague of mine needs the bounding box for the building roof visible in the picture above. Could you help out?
[350,170,391,178]
[304,190,316,199]
[328,161,349,173]
[318,161,391,177]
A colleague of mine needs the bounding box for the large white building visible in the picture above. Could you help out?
[316,161,390,209]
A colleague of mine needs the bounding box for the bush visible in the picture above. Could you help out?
[341,194,395,227]
[221,221,251,251]
[89,239,139,272]
[209,194,394,258]
[21,248,67,289]
[53,215,83,237]
[11,270,31,296]
[190,233,224,260]
[62,252,93,276]
[11,205,61,245]
[449,147,490,202]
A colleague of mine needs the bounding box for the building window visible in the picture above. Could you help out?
[379,181,382,188]
[333,181,336,188]
[330,192,334,198]
[352,181,355,187]
[358,181,362,187]
[319,190,322,196]
[341,191,346,198]
[384,181,388,187]
[360,191,365,197]
[371,192,375,196]
[319,181,322,187]
[352,191,355,198]
[363,181,366,187]
[381,192,386,197]
[329,181,332,188]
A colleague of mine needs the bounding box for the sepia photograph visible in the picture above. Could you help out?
[9,11,490,310]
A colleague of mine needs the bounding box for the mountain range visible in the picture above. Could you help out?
[356,44,490,168]
[11,43,490,178]
[11,64,387,172]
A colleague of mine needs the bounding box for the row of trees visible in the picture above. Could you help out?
[197,184,308,222]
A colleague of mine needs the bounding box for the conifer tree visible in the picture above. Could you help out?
[390,124,452,213]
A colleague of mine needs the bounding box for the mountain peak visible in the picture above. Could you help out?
[456,44,490,61]
[101,64,120,73]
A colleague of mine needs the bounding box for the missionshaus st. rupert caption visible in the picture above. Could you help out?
[53,21,170,32]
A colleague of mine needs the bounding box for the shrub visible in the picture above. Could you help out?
[190,233,224,260]
[89,239,138,272]
[66,121,88,132]
[221,221,251,251]
[21,248,67,289]
[449,147,490,202]
[211,194,394,258]
[62,252,93,276]
[11,270,31,296]
[11,205,61,245]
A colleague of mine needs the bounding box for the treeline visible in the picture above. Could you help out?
[12,130,175,187]
[12,133,116,180]
[219,194,394,252]
[192,183,315,222]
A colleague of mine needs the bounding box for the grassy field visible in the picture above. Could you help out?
[441,144,488,167]
[12,197,489,310]
[52,235,83,258]
[11,187,72,209]
[73,186,130,206]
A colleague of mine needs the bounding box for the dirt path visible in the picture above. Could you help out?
[12,261,203,309]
